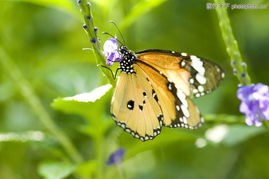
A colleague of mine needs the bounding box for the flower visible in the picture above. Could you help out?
[103,38,122,66]
[106,148,125,165]
[237,83,269,127]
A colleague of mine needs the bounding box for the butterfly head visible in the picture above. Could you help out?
[119,45,128,54]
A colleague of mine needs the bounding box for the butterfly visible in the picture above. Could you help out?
[104,38,224,141]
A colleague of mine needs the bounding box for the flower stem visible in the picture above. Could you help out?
[0,48,83,164]
[78,0,115,86]
[214,0,251,86]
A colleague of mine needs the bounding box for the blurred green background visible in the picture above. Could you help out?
[0,0,269,178]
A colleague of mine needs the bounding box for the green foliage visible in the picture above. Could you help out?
[52,84,112,116]
[17,0,79,16]
[38,161,76,179]
[75,160,97,179]
[0,0,269,178]
[119,0,168,30]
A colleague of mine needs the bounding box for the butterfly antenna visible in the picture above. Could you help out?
[102,31,114,38]
[102,31,124,46]
[109,20,126,45]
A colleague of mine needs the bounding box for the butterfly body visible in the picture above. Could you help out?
[118,46,136,74]
[110,45,224,141]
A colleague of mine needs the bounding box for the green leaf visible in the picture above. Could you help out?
[38,161,77,179]
[52,84,112,117]
[52,84,114,138]
[119,0,168,30]
[62,84,112,103]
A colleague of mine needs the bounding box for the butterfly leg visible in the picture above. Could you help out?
[101,65,120,79]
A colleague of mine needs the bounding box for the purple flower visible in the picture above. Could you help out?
[237,83,269,127]
[103,38,122,66]
[107,148,125,165]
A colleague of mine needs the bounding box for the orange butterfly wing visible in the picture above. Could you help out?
[111,67,163,141]
[136,49,224,97]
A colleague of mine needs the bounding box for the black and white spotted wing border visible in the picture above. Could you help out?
[111,99,163,141]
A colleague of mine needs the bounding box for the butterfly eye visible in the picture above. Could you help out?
[120,46,127,53]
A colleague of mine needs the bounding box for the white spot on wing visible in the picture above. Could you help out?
[191,56,205,75]
[183,116,188,124]
[145,136,149,140]
[189,78,194,84]
[198,85,204,92]
[196,74,206,84]
[177,90,188,107]
[192,89,198,94]
[168,83,172,90]
[181,52,187,56]
[176,105,180,111]
[181,105,190,118]
[180,61,186,67]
